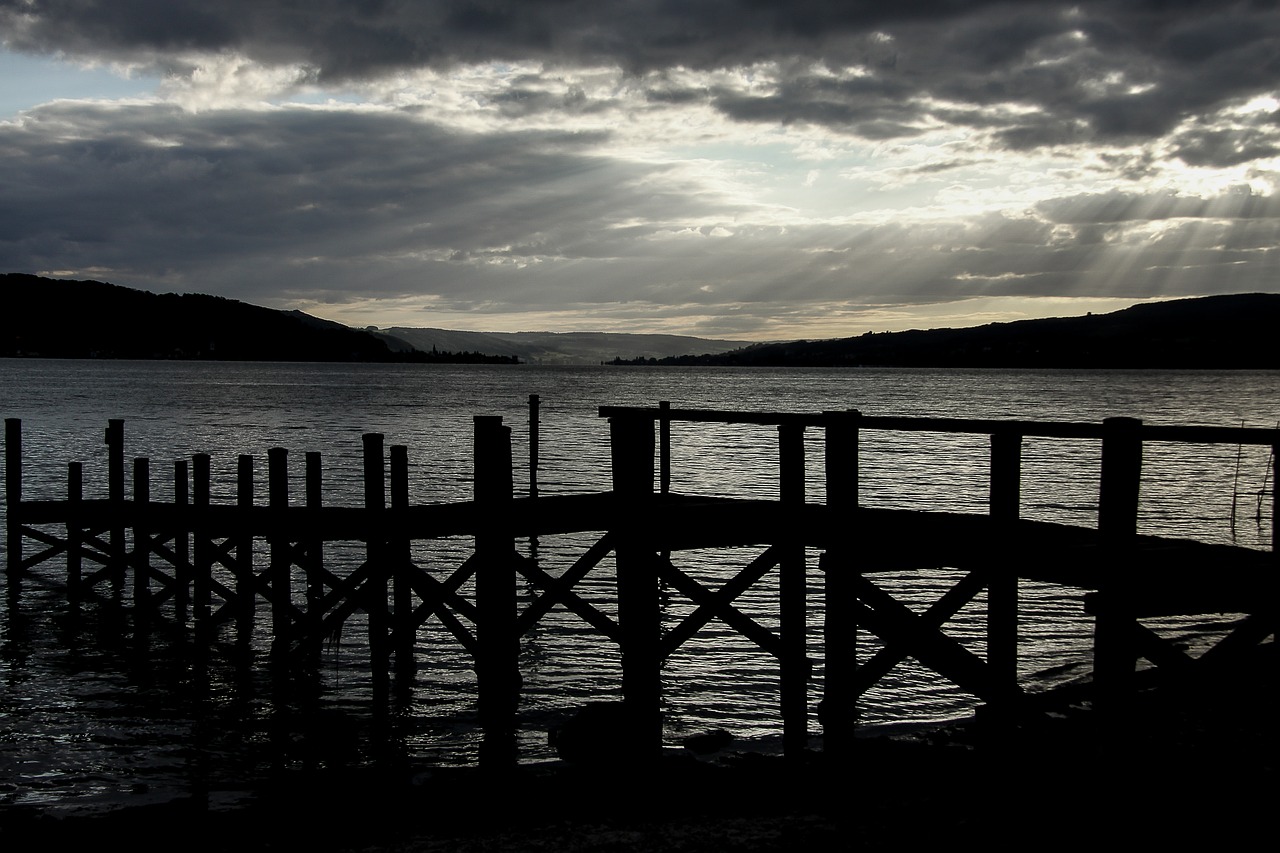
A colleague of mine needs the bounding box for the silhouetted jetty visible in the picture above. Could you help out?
[4,405,1277,766]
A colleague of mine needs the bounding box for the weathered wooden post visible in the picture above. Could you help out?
[820,409,859,757]
[4,419,20,588]
[609,411,662,761]
[363,433,390,701]
[106,419,125,593]
[528,394,540,500]
[1092,416,1143,709]
[304,452,323,637]
[987,428,1022,713]
[474,416,519,766]
[132,457,152,625]
[235,454,255,648]
[390,444,415,674]
[174,460,189,625]
[778,420,808,758]
[268,447,290,662]
[192,453,212,643]
[67,462,83,606]
[659,401,672,496]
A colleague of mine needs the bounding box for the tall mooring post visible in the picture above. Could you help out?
[609,412,662,761]
[987,427,1022,709]
[820,409,859,757]
[267,447,291,663]
[474,416,519,766]
[778,421,808,758]
[363,433,391,702]
[1092,416,1144,709]
[106,419,125,593]
[5,419,21,592]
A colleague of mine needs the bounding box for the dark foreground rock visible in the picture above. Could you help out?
[2,660,1275,852]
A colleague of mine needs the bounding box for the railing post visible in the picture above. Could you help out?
[659,401,671,496]
[235,454,255,648]
[268,447,290,662]
[474,416,518,766]
[174,460,189,625]
[987,429,1022,713]
[5,418,20,588]
[106,419,125,592]
[363,433,390,702]
[304,451,324,650]
[67,461,83,606]
[528,394,540,500]
[1093,416,1144,709]
[192,453,212,641]
[390,444,415,674]
[778,421,808,758]
[609,412,661,761]
[132,457,151,625]
[821,409,859,757]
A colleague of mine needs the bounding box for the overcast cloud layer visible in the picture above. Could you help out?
[2,1,1278,337]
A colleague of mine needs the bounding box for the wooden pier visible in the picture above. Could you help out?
[4,407,1278,764]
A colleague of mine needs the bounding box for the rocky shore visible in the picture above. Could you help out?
[3,656,1275,851]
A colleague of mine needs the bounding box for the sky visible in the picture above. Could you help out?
[1,2,1278,340]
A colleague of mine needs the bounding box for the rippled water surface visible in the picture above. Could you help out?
[2,361,1277,811]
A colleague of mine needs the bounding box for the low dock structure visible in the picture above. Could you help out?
[4,406,1277,764]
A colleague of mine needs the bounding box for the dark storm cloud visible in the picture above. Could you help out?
[5,1,1280,150]
[0,100,730,303]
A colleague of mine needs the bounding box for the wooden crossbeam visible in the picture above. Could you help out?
[515,541,620,641]
[1199,613,1277,664]
[852,574,1010,702]
[658,544,782,660]
[1131,622,1196,673]
[388,561,479,655]
[655,552,784,660]
[851,569,988,695]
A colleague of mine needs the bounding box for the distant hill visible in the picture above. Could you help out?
[613,294,1280,369]
[0,274,514,363]
[377,327,756,365]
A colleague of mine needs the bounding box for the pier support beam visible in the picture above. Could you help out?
[610,413,662,762]
[1093,417,1144,710]
[821,410,859,758]
[987,429,1022,714]
[5,419,20,592]
[474,416,519,766]
[778,422,808,758]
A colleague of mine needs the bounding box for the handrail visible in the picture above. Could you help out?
[598,405,1280,446]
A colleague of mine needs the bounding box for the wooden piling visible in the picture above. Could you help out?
[106,419,125,591]
[778,422,808,758]
[363,433,390,700]
[1093,417,1144,708]
[268,447,290,661]
[5,418,20,586]
[174,460,189,625]
[67,461,83,604]
[987,429,1022,707]
[132,457,151,623]
[235,454,255,646]
[609,413,662,760]
[192,453,212,638]
[821,409,859,756]
[528,394,540,500]
[474,416,518,765]
[304,452,323,630]
[390,444,415,672]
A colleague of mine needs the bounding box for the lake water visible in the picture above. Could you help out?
[1,360,1277,813]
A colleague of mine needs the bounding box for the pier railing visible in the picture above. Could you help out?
[4,406,1278,765]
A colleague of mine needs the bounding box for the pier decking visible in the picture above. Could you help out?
[3,405,1277,764]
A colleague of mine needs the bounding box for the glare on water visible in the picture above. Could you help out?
[1,360,1277,810]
